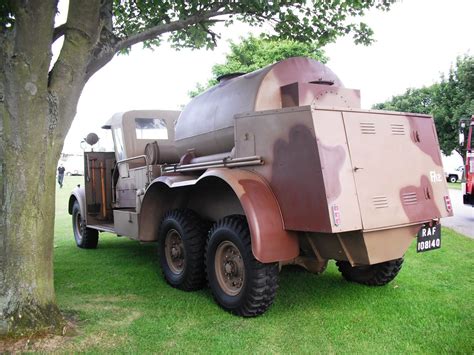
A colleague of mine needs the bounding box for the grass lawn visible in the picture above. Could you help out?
[447,182,462,190]
[51,176,473,353]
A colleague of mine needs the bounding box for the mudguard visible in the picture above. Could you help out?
[199,169,299,263]
[142,169,299,263]
[68,186,87,223]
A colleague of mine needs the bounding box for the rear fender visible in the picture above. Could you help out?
[139,169,299,263]
[197,169,299,263]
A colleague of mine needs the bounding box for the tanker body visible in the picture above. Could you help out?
[69,57,453,317]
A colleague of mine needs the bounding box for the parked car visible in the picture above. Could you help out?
[66,169,84,176]
[445,166,464,183]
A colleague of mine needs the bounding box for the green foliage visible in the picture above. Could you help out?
[374,55,474,155]
[432,55,474,155]
[373,86,437,115]
[111,0,395,51]
[189,35,328,97]
[47,177,473,353]
[0,1,14,31]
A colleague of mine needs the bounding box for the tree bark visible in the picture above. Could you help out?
[0,0,102,336]
[0,0,64,336]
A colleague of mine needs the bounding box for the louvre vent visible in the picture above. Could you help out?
[360,122,376,135]
[391,123,405,135]
[402,192,418,205]
[372,196,389,209]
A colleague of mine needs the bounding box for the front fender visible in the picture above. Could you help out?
[198,169,299,263]
[68,186,86,222]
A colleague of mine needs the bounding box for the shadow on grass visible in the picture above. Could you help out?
[53,229,473,353]
[58,233,367,315]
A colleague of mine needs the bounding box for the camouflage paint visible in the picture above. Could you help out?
[77,57,453,268]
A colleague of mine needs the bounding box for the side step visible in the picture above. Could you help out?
[87,223,115,233]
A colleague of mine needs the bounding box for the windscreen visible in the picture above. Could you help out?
[135,118,168,140]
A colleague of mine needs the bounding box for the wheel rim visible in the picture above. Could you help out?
[74,212,83,242]
[215,241,245,296]
[164,229,185,274]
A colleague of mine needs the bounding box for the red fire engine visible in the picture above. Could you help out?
[460,115,474,207]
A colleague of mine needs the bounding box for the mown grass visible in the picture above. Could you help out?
[53,176,473,353]
[447,182,462,190]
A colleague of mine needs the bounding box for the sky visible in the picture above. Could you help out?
[58,0,474,155]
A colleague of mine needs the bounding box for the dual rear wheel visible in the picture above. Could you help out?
[158,210,278,317]
[158,209,404,316]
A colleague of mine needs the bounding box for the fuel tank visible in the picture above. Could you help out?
[175,57,345,157]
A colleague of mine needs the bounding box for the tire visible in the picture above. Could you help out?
[158,209,208,291]
[205,215,279,317]
[336,258,404,286]
[72,201,99,249]
[448,175,457,183]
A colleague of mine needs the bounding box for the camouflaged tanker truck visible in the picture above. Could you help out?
[69,57,453,316]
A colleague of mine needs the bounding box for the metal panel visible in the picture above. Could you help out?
[235,107,332,232]
[342,110,451,230]
[312,109,363,232]
[113,210,139,239]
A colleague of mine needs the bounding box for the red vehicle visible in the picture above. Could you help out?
[461,115,474,206]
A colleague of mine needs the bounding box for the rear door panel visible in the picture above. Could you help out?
[342,111,451,230]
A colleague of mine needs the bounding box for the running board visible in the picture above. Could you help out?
[87,224,116,233]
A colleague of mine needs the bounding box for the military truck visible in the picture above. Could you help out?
[69,57,452,316]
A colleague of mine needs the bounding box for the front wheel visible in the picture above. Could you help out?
[336,258,404,286]
[72,201,98,249]
[206,215,279,317]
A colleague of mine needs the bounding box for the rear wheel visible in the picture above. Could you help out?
[206,215,279,317]
[72,201,98,249]
[448,175,458,183]
[158,209,208,291]
[336,258,404,286]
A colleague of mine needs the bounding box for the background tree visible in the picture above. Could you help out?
[373,55,474,156]
[189,35,328,97]
[0,0,395,337]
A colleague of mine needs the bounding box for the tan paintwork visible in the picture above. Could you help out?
[340,109,449,229]
[104,110,180,163]
[234,105,451,237]
[71,57,452,270]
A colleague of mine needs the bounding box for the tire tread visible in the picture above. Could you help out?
[158,209,208,291]
[72,201,98,249]
[206,215,279,317]
[336,258,404,286]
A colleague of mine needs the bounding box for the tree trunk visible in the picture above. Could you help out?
[0,2,64,334]
[0,108,64,335]
[0,0,102,336]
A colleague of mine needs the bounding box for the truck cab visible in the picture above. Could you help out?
[70,110,179,236]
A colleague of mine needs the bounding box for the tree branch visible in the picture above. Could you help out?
[115,7,232,52]
[200,23,220,47]
[52,23,66,43]
[85,6,232,80]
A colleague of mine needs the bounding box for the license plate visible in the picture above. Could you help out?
[416,223,441,252]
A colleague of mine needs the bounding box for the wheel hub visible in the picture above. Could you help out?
[215,241,244,296]
[165,229,185,274]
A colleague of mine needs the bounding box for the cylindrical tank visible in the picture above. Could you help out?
[175,57,343,157]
